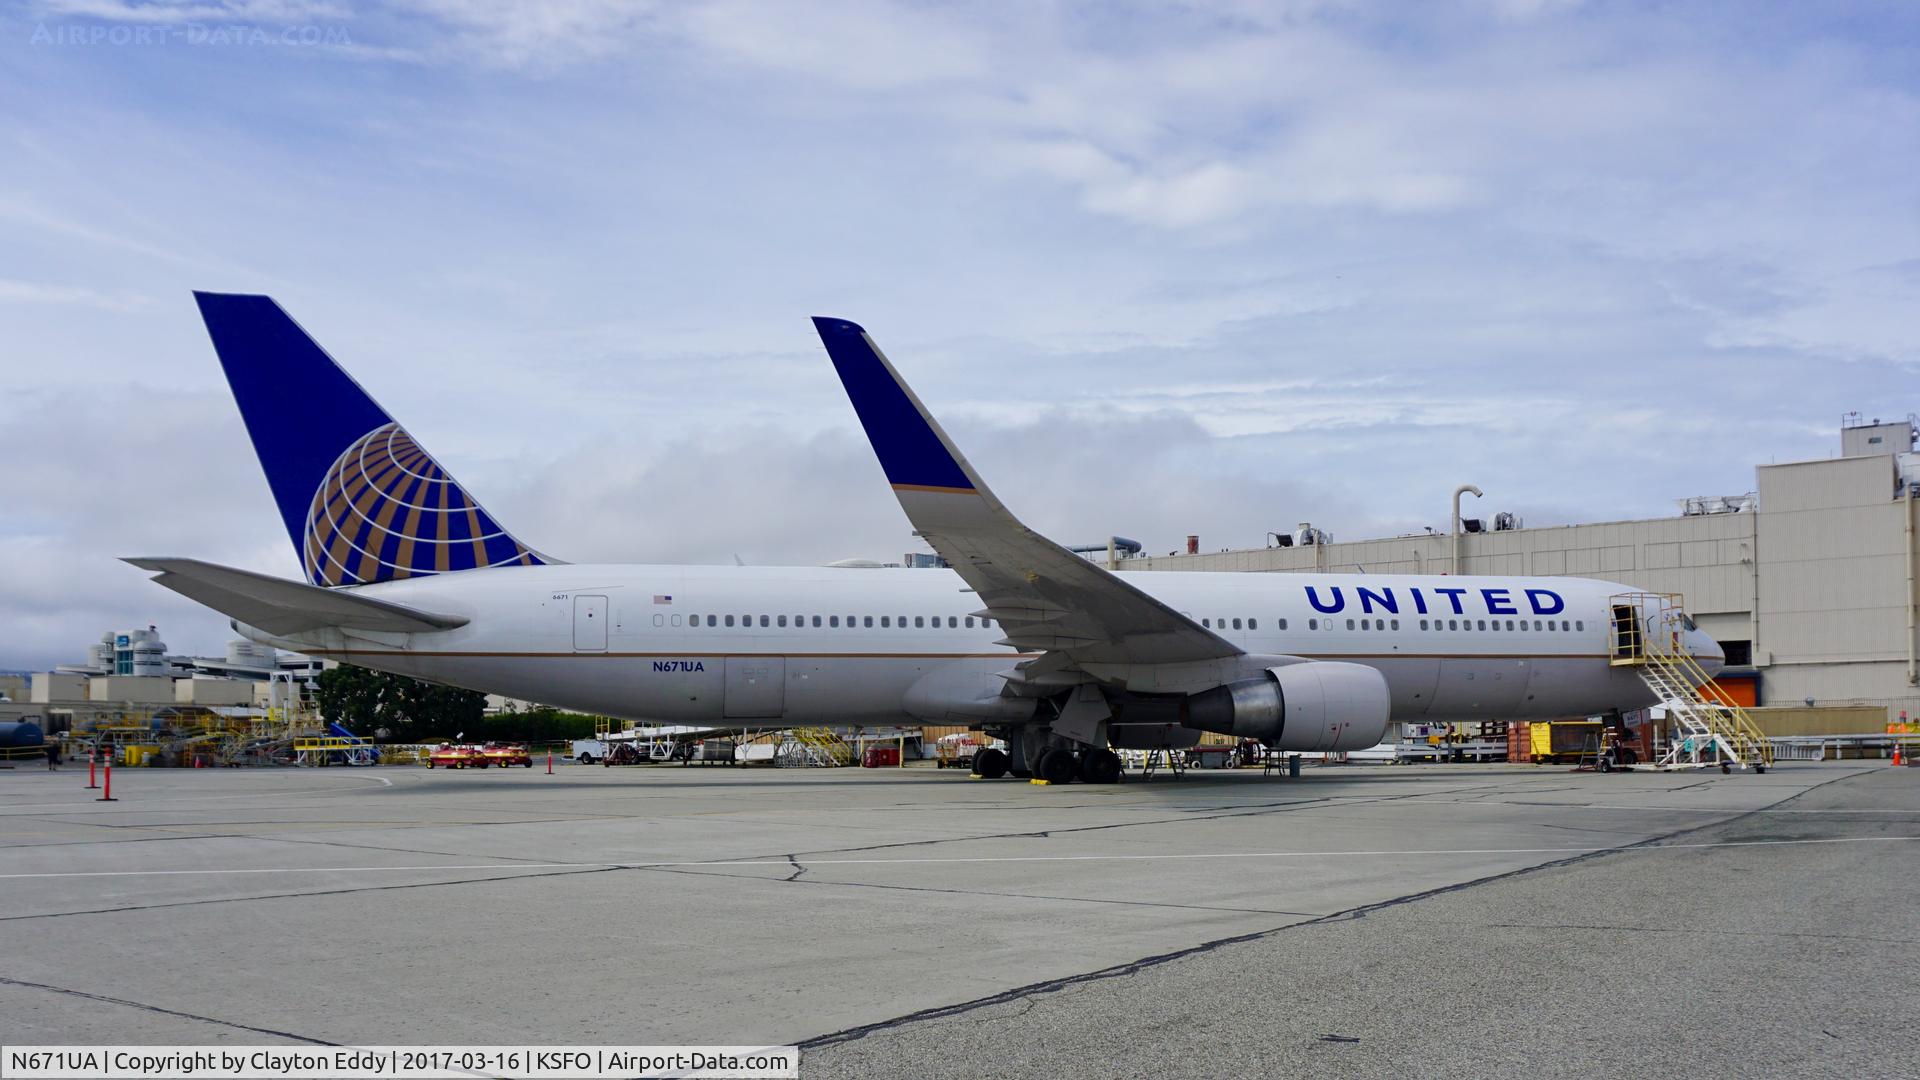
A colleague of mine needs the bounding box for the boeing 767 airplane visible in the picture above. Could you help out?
[129,294,1724,784]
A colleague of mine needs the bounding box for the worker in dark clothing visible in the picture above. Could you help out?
[44,741,59,770]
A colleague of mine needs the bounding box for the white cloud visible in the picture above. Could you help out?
[394,0,661,69]
[0,278,149,310]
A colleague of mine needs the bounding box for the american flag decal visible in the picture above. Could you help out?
[653,594,673,604]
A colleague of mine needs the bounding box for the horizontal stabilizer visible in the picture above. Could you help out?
[123,557,469,636]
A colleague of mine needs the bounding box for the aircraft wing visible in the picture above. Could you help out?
[812,317,1240,667]
[123,557,470,636]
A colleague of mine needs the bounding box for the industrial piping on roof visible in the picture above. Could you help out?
[1451,484,1484,576]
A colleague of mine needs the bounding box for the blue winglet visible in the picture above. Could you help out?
[812,317,975,493]
[195,291,550,586]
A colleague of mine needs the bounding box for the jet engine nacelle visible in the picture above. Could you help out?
[1181,661,1391,752]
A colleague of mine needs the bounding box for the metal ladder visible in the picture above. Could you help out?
[1610,593,1772,772]
[776,728,852,767]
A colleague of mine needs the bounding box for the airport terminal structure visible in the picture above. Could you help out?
[1118,414,1920,726]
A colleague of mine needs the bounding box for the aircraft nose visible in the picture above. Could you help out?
[1690,629,1726,677]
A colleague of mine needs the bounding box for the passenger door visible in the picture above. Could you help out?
[724,658,785,718]
[573,595,608,652]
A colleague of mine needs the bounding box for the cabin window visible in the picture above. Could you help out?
[830,616,840,628]
[898,615,907,627]
[1309,618,1318,630]
[1229,618,1239,630]
[1391,619,1400,630]
[723,615,734,627]
[1576,620,1584,631]
[864,616,874,627]
[1449,619,1459,630]
[1420,619,1429,630]
[777,615,788,627]
[881,616,890,627]
[1276,618,1286,630]
[1346,619,1356,630]
[1249,618,1258,630]
[965,616,975,628]
[755,615,767,627]
[915,616,925,628]
[813,615,822,627]
[1201,618,1210,628]
[1477,619,1487,630]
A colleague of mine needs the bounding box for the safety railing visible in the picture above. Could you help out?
[1609,592,1772,771]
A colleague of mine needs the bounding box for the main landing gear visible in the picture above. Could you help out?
[1078,748,1122,785]
[1036,748,1078,785]
[974,746,1122,785]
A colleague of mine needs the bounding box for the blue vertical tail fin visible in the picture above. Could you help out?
[193,292,554,587]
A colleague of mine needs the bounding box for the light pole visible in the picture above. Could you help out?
[1451,484,1483,576]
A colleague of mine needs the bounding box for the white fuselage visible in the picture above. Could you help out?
[244,564,1718,726]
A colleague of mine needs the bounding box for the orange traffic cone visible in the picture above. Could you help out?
[1894,744,1905,766]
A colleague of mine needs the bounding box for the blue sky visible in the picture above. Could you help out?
[1,0,1916,669]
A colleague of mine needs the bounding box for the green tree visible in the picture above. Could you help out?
[313,666,486,743]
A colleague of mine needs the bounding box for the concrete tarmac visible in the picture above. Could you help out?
[1,760,1913,1078]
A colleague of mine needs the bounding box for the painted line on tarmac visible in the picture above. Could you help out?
[1,834,1915,880]
[1498,800,1920,815]
[0,776,396,813]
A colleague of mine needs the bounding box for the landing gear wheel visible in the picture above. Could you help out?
[1078,748,1123,784]
[1720,762,1732,774]
[1036,748,1078,785]
[972,748,1009,779]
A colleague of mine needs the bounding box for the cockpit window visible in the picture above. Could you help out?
[1681,615,1698,632]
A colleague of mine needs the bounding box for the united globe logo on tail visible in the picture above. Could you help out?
[303,422,544,586]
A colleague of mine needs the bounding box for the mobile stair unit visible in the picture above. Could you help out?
[776,728,853,767]
[1609,592,1772,773]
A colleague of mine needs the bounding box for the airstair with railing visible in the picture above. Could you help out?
[1609,592,1772,772]
[776,727,852,767]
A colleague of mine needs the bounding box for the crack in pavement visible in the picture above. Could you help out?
[636,862,1326,918]
[0,977,337,1045]
[0,865,623,924]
